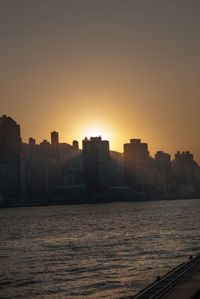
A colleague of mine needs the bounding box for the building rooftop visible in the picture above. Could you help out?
[0,115,17,126]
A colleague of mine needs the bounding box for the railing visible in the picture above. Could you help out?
[129,254,200,299]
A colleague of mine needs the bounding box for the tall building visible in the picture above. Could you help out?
[29,158,59,198]
[0,115,22,197]
[155,151,171,173]
[72,140,79,151]
[174,151,196,184]
[172,151,200,195]
[51,131,59,146]
[154,151,172,194]
[51,131,59,161]
[40,140,51,158]
[29,137,36,145]
[124,138,150,188]
[110,151,124,186]
[82,137,110,191]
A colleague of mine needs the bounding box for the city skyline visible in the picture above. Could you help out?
[1,0,200,161]
[2,113,200,163]
[1,2,200,298]
[1,114,200,201]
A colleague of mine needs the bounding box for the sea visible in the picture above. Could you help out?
[0,198,200,298]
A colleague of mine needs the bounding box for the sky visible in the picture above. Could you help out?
[0,0,200,161]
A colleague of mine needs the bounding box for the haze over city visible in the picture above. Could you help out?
[1,0,200,161]
[1,2,200,298]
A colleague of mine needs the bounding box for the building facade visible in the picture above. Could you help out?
[82,137,110,191]
[0,115,22,197]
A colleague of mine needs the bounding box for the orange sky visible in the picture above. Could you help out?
[0,1,200,162]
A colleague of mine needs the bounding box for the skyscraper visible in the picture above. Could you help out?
[29,137,36,145]
[124,138,150,188]
[0,115,22,197]
[72,140,79,151]
[174,151,196,184]
[82,137,110,191]
[51,131,59,146]
[154,151,172,194]
[51,131,59,161]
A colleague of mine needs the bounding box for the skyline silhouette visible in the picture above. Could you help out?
[0,0,200,160]
[1,114,199,162]
[1,2,200,298]
[0,114,200,202]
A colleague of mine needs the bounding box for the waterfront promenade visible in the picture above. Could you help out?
[162,266,200,298]
[132,255,200,299]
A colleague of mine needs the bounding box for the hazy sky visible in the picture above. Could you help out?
[0,0,200,161]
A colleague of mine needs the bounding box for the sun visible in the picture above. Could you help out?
[82,124,110,140]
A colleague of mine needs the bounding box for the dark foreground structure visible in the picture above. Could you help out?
[129,255,200,299]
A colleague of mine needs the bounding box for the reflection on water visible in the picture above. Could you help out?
[0,199,200,298]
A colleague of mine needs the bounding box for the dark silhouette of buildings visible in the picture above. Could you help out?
[51,131,59,162]
[153,151,172,194]
[72,140,79,151]
[29,137,35,145]
[172,151,200,195]
[0,114,200,205]
[174,151,195,183]
[0,115,21,198]
[60,141,82,186]
[29,158,59,198]
[51,131,59,146]
[124,139,151,189]
[155,151,171,171]
[22,133,82,198]
[82,137,110,191]
[110,151,124,186]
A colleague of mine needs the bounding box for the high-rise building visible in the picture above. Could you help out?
[29,158,59,198]
[0,115,22,197]
[72,140,79,151]
[51,131,60,161]
[40,140,51,158]
[29,137,36,145]
[155,151,171,172]
[154,151,172,194]
[82,137,110,191]
[124,138,150,188]
[51,131,59,146]
[174,151,196,183]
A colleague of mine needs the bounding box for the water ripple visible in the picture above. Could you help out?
[0,199,200,298]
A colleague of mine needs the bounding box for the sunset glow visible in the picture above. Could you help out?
[1,2,200,299]
[81,123,111,141]
[0,1,200,162]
